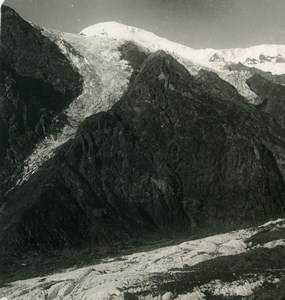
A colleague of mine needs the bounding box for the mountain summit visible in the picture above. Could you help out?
[81,21,285,75]
[80,21,285,104]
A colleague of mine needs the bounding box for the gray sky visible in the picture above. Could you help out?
[3,0,285,49]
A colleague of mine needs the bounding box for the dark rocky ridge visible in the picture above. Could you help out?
[1,50,284,252]
[0,6,83,199]
[194,69,249,105]
[246,74,285,178]
[247,74,285,129]
[229,62,285,85]
[225,64,285,179]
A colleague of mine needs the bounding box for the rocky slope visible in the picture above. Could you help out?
[1,49,284,252]
[0,6,83,198]
[247,74,285,128]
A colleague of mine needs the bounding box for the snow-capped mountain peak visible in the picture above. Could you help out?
[80,21,162,42]
[80,21,196,61]
[81,22,285,75]
[79,21,285,105]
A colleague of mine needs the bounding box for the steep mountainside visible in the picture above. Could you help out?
[0,6,83,198]
[1,50,284,252]
[247,74,285,128]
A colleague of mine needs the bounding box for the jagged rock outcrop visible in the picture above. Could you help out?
[259,54,285,63]
[245,57,260,65]
[0,6,83,198]
[1,50,284,252]
[208,53,225,63]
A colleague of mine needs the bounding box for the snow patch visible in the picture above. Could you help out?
[263,239,285,249]
[260,218,285,227]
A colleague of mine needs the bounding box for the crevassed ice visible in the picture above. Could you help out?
[0,219,284,300]
[17,29,132,185]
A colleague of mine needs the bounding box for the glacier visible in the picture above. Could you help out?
[17,29,132,185]
[0,219,284,300]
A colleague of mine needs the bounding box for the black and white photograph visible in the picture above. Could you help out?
[0,0,284,299]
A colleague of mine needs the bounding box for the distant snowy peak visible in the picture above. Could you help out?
[188,46,285,75]
[207,49,285,66]
[80,21,195,60]
[197,46,285,75]
[80,21,285,75]
[81,21,162,43]
[201,45,285,62]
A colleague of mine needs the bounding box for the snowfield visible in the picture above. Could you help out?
[81,22,285,103]
[0,219,284,300]
[81,22,285,74]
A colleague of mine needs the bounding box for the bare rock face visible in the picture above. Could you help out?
[0,6,83,198]
[1,50,284,252]
[209,53,225,63]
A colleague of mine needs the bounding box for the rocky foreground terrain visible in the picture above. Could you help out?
[0,5,284,300]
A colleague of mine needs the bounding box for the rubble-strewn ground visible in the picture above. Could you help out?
[0,219,284,300]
